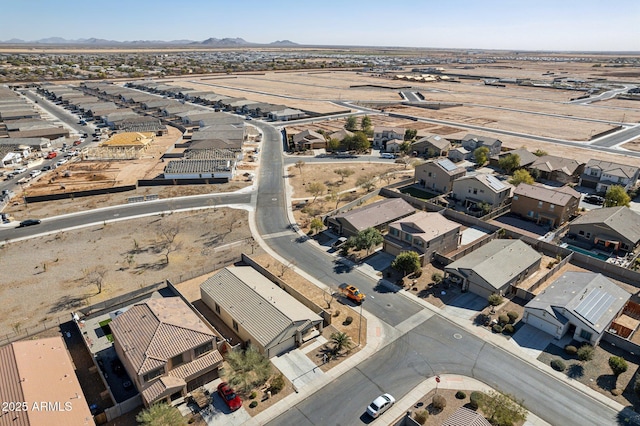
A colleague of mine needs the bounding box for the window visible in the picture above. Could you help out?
[143,367,165,383]
[427,172,432,177]
[578,230,584,235]
[579,329,592,341]
[513,195,519,200]
[550,204,555,210]
[214,302,220,314]
[233,320,239,332]
[194,341,213,358]
[415,240,423,247]
[389,228,399,237]
[479,189,484,193]
[171,353,184,367]
[527,211,534,218]
[404,234,412,243]
[586,232,591,239]
[538,201,543,208]
[473,188,478,195]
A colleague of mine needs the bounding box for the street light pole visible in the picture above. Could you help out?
[358,300,364,346]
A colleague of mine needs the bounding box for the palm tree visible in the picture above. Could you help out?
[331,331,353,355]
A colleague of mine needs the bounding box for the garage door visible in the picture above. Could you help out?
[525,312,558,336]
[187,369,219,392]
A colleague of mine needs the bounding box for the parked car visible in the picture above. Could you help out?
[73,140,82,146]
[46,151,58,159]
[17,219,41,228]
[583,195,605,205]
[367,393,395,418]
[29,170,41,178]
[56,158,68,166]
[41,165,52,172]
[380,153,395,159]
[339,283,365,304]
[217,382,242,411]
[331,237,348,249]
[15,167,27,174]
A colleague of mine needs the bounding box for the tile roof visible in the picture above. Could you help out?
[514,183,580,206]
[585,159,639,179]
[413,134,451,150]
[526,272,630,334]
[164,159,234,174]
[200,266,322,349]
[389,211,460,240]
[446,240,541,290]
[570,206,640,244]
[494,148,539,166]
[110,297,216,375]
[530,155,581,174]
[333,198,416,232]
[454,173,513,194]
[293,129,325,143]
[442,406,492,426]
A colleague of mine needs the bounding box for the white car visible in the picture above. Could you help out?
[367,393,395,418]
[56,158,68,166]
[380,153,395,159]
[29,170,42,178]
[15,167,27,174]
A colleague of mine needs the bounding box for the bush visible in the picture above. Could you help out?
[469,391,484,410]
[577,344,595,361]
[502,324,515,334]
[507,311,519,323]
[612,388,623,396]
[249,401,258,408]
[250,391,257,400]
[564,345,578,356]
[492,324,503,333]
[343,316,353,326]
[333,310,341,317]
[488,294,503,306]
[269,374,285,395]
[609,356,628,376]
[551,359,566,371]
[432,394,447,410]
[498,314,510,325]
[455,390,467,399]
[414,410,429,425]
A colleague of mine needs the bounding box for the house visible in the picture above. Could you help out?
[163,159,236,180]
[523,272,630,345]
[0,337,95,425]
[579,159,640,192]
[442,407,491,426]
[109,297,223,407]
[451,173,513,209]
[326,198,416,237]
[447,146,470,162]
[568,206,640,253]
[528,155,584,184]
[268,108,306,121]
[385,138,403,153]
[372,126,405,149]
[411,134,451,158]
[0,137,51,151]
[200,266,323,358]
[511,183,580,227]
[415,158,466,194]
[292,129,326,151]
[445,239,542,298]
[384,211,461,265]
[328,129,354,142]
[100,132,155,149]
[461,134,502,157]
[490,148,538,169]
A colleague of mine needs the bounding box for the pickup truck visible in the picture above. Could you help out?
[339,283,365,304]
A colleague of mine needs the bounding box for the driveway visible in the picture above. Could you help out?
[509,324,556,359]
[358,251,394,276]
[442,292,487,319]
[271,349,325,390]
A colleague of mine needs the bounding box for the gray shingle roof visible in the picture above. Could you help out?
[514,183,580,206]
[585,159,639,179]
[333,198,416,232]
[571,206,640,244]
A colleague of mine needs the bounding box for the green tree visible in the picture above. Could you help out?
[391,251,421,277]
[330,331,354,355]
[404,128,418,141]
[136,403,186,426]
[533,149,548,157]
[326,189,343,209]
[225,345,272,393]
[334,168,355,183]
[306,182,326,203]
[609,356,628,377]
[353,227,384,255]
[356,174,377,191]
[473,146,490,165]
[361,115,372,132]
[345,115,358,131]
[399,141,412,155]
[352,131,370,152]
[498,153,521,174]
[310,217,324,234]
[431,272,443,285]
[479,391,527,426]
[327,137,341,152]
[604,185,631,207]
[509,169,535,186]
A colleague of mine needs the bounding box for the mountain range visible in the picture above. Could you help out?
[0,37,298,47]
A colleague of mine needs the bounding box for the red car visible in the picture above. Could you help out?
[217,382,242,411]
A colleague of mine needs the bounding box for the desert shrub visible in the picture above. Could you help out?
[469,391,484,409]
[612,388,623,396]
[609,356,628,376]
[455,390,467,399]
[250,391,257,399]
[333,310,340,317]
[564,345,578,356]
[551,359,566,371]
[432,394,447,410]
[344,316,353,325]
[502,324,515,334]
[268,374,285,395]
[498,314,510,325]
[577,344,595,361]
[488,294,503,306]
[414,410,429,425]
[507,311,519,323]
[249,401,258,408]
[492,324,503,333]
[412,269,423,278]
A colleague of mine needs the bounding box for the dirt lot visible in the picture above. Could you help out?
[0,208,251,338]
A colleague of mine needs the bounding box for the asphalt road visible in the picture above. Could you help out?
[267,315,627,426]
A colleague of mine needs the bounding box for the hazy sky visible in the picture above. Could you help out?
[1,0,638,51]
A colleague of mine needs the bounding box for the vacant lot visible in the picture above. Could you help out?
[0,208,252,337]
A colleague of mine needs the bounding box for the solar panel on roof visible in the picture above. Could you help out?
[485,175,505,191]
[575,288,615,325]
[437,159,458,172]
